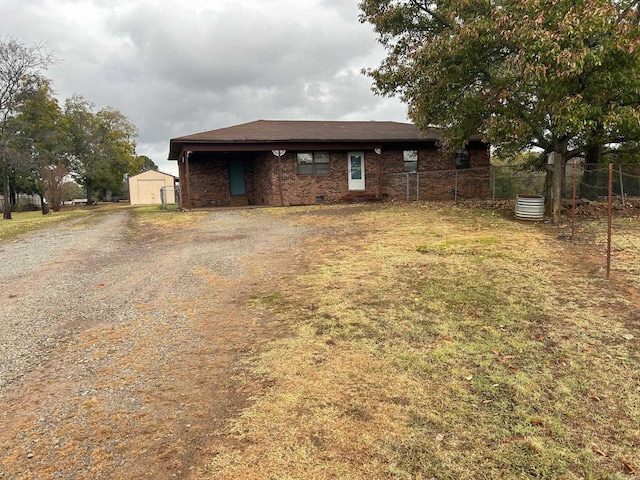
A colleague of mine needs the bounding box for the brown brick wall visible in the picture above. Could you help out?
[180,143,490,208]
[253,152,281,206]
[383,143,490,201]
[281,151,380,205]
[187,156,232,207]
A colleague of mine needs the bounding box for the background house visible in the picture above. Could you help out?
[168,120,490,208]
[128,170,177,205]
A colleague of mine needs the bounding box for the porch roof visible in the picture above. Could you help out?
[168,120,443,160]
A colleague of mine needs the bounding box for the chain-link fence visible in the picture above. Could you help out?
[387,167,491,201]
[491,165,546,199]
[491,163,640,202]
[0,194,42,211]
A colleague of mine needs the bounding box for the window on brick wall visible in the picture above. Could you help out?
[297,152,330,175]
[403,150,418,172]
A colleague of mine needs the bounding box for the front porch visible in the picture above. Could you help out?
[180,151,282,208]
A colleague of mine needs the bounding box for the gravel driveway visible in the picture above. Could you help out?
[0,207,311,479]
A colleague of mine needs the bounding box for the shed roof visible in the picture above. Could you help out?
[168,120,444,160]
[128,169,177,180]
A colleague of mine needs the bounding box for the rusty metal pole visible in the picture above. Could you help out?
[571,160,577,238]
[607,162,613,279]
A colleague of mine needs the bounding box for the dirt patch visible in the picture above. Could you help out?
[0,207,311,479]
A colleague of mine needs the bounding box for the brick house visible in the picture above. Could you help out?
[168,120,489,208]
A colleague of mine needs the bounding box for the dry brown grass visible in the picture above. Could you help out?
[201,203,640,480]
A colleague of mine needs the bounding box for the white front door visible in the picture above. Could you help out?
[348,151,365,191]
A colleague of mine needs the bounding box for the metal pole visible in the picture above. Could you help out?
[455,169,458,203]
[406,173,410,202]
[571,161,577,238]
[492,166,496,202]
[619,164,626,208]
[607,163,613,279]
[416,172,419,201]
[278,153,284,206]
[185,152,192,210]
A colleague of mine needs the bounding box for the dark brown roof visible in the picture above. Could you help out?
[168,120,442,160]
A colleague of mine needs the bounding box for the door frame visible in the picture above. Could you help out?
[348,151,365,191]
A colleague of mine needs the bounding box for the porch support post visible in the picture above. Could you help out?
[377,149,383,199]
[272,150,286,207]
[278,154,284,206]
[185,151,192,210]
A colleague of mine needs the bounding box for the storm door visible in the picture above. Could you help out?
[229,160,246,195]
[348,152,365,191]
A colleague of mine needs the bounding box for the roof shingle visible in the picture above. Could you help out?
[168,120,444,160]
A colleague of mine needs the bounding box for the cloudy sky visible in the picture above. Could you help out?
[0,0,408,175]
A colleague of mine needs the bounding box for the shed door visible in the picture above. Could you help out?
[229,161,246,196]
[138,179,166,204]
[348,152,365,191]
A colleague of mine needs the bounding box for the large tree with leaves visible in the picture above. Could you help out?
[11,78,69,212]
[63,96,139,203]
[0,37,54,219]
[360,0,640,221]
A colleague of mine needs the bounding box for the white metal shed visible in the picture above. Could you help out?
[128,170,177,205]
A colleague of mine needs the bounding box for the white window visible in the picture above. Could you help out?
[404,150,418,172]
[297,152,330,175]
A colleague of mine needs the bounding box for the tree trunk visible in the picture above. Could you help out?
[544,168,553,217]
[2,158,11,220]
[85,179,93,206]
[39,193,49,215]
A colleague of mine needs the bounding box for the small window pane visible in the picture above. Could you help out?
[297,153,313,175]
[404,150,418,172]
[314,152,330,174]
[350,156,362,180]
[315,152,329,163]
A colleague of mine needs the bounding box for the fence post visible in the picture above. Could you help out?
[619,163,626,208]
[492,166,496,202]
[607,163,613,279]
[406,173,410,201]
[455,169,458,203]
[571,161,577,238]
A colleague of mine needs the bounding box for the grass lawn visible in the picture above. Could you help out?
[0,203,185,241]
[204,203,640,479]
[0,204,130,241]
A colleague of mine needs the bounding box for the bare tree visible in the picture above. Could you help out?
[42,162,68,211]
[0,37,54,220]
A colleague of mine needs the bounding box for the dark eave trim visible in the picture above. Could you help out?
[168,139,440,161]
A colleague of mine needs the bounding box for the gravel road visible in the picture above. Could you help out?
[0,207,311,479]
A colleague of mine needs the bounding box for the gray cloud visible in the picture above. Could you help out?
[0,0,406,175]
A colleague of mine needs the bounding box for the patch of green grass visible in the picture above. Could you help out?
[0,208,95,241]
[128,205,208,232]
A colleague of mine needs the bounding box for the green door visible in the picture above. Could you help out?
[229,161,246,196]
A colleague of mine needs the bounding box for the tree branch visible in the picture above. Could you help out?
[409,0,454,29]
